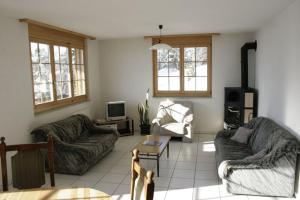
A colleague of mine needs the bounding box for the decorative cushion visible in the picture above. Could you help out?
[230,127,253,144]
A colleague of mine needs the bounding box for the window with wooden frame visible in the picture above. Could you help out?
[21,19,95,113]
[151,35,213,97]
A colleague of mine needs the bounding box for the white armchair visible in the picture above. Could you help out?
[152,100,194,142]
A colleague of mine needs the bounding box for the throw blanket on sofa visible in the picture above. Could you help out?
[31,114,119,175]
[215,117,300,197]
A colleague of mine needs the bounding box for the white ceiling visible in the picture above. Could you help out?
[0,0,295,39]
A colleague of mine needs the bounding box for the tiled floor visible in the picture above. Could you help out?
[24,134,299,199]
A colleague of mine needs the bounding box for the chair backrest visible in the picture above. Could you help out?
[130,149,154,200]
[0,135,55,191]
[157,100,193,123]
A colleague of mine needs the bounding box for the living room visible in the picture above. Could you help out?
[0,0,299,200]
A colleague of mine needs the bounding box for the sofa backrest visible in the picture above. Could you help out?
[32,114,93,143]
[248,117,299,154]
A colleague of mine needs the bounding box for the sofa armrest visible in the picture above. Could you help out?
[90,126,120,136]
[218,148,275,179]
[218,159,263,179]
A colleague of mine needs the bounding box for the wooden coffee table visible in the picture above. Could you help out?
[133,135,171,177]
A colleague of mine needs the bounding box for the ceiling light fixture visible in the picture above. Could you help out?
[149,25,172,51]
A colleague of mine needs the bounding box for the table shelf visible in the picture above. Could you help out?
[95,117,134,137]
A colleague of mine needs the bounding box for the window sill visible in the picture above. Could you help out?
[153,91,212,97]
[34,95,88,114]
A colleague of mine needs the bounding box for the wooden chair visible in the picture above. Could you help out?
[130,149,155,200]
[0,135,55,191]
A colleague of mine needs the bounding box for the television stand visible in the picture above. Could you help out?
[94,117,134,137]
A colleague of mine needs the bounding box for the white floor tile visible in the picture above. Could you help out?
[100,173,127,184]
[193,187,220,200]
[71,179,98,188]
[165,188,193,200]
[78,171,106,182]
[177,155,197,162]
[121,174,131,185]
[94,181,119,195]
[196,163,217,171]
[156,168,174,177]
[159,160,176,169]
[113,184,130,196]
[175,161,196,170]
[109,165,130,175]
[154,177,171,188]
[55,173,78,181]
[112,193,131,200]
[194,179,220,189]
[169,178,194,189]
[221,195,248,200]
[154,187,168,200]
[55,178,77,188]
[179,149,198,156]
[195,170,218,180]
[173,169,195,179]
[51,134,296,200]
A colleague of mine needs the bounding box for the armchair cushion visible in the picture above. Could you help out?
[161,123,187,136]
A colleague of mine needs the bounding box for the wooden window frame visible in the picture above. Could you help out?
[152,35,212,97]
[22,19,94,113]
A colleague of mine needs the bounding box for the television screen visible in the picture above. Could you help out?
[107,102,126,120]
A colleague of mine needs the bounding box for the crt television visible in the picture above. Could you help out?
[106,101,126,121]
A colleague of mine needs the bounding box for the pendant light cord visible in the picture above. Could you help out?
[158,25,163,43]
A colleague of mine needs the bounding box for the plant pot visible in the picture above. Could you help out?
[140,124,151,135]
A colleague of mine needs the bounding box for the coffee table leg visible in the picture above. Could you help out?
[167,142,169,158]
[157,155,160,177]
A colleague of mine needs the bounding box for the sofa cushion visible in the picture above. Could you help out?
[72,133,117,161]
[230,127,253,144]
[215,136,252,167]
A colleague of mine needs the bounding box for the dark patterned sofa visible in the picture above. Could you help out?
[31,114,119,175]
[215,117,300,197]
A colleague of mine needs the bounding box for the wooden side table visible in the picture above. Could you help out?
[95,117,134,137]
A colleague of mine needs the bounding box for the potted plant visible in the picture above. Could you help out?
[138,89,151,135]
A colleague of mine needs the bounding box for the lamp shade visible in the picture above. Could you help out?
[149,43,172,51]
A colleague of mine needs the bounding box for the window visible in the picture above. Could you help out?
[23,19,95,113]
[152,35,212,97]
[157,48,180,91]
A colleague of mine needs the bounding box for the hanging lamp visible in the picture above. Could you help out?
[149,25,172,50]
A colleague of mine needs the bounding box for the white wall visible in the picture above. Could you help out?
[255,0,300,138]
[0,15,101,183]
[255,0,300,196]
[98,33,254,133]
